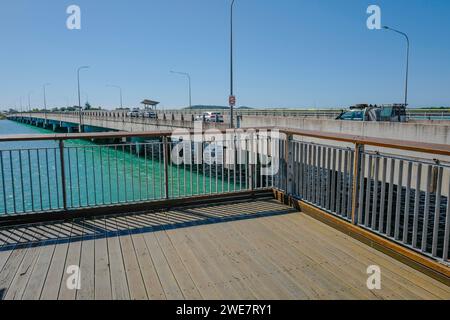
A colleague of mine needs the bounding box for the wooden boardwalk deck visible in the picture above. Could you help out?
[0,199,448,300]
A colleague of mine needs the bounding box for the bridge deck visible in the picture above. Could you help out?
[0,199,448,300]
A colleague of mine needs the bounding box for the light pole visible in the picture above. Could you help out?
[43,83,50,124]
[28,92,32,117]
[106,85,123,109]
[229,0,237,128]
[170,71,192,108]
[77,66,90,132]
[383,26,410,107]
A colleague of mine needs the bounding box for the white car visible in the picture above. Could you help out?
[195,112,224,123]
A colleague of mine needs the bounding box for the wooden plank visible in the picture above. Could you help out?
[166,228,223,300]
[76,219,95,300]
[22,224,62,300]
[203,221,296,299]
[279,213,450,299]
[92,218,112,300]
[125,215,166,300]
[115,216,147,300]
[0,228,26,299]
[58,220,83,300]
[40,222,72,300]
[141,227,184,300]
[105,216,130,300]
[154,230,202,299]
[5,226,50,300]
[181,225,253,299]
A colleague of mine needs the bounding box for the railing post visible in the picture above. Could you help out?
[351,143,364,224]
[286,134,294,195]
[163,136,170,199]
[58,139,68,211]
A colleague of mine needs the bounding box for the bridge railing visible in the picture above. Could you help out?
[0,131,273,216]
[0,128,449,266]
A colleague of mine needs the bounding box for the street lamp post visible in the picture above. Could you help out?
[106,85,123,109]
[383,26,410,107]
[28,92,32,117]
[77,66,90,132]
[170,71,192,108]
[43,83,50,125]
[229,0,236,128]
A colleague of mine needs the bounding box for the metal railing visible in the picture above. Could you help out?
[0,127,449,265]
[274,129,450,265]
[0,132,273,215]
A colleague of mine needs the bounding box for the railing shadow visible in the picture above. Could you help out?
[0,199,297,252]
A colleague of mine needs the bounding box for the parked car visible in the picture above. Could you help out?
[195,112,224,123]
[141,110,157,119]
[336,104,407,122]
[127,108,140,117]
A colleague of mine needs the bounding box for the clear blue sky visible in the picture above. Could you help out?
[1,0,449,110]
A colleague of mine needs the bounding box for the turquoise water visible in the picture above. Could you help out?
[0,120,243,214]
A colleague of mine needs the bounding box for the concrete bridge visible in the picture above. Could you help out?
[6,109,450,148]
[7,111,229,134]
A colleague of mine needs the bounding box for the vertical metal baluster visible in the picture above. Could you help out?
[371,156,380,229]
[185,142,188,196]
[92,147,97,205]
[322,146,327,208]
[421,165,432,252]
[443,178,450,261]
[386,158,396,236]
[331,149,337,213]
[27,150,34,212]
[67,148,73,207]
[108,145,112,204]
[357,153,366,224]
[8,151,16,213]
[159,143,163,199]
[151,144,156,200]
[378,158,387,232]
[260,136,263,190]
[298,143,303,199]
[203,142,207,194]
[19,151,25,212]
[347,151,354,219]
[312,145,316,203]
[54,148,60,209]
[76,148,82,207]
[123,145,127,202]
[198,141,201,195]
[115,146,119,203]
[59,141,67,211]
[316,146,322,205]
[209,142,212,194]
[394,160,404,239]
[336,149,342,215]
[431,166,443,257]
[294,142,298,195]
[326,147,331,210]
[364,155,373,226]
[306,144,311,202]
[215,143,218,193]
[0,151,6,214]
[222,140,225,193]
[145,144,149,200]
[137,143,142,201]
[191,141,194,196]
[341,150,348,216]
[83,147,89,206]
[37,149,43,211]
[313,145,320,205]
[45,149,51,210]
[412,163,422,247]
[163,137,170,199]
[130,145,135,201]
[402,162,412,244]
[234,138,237,192]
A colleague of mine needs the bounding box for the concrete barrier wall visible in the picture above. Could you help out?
[241,116,450,145]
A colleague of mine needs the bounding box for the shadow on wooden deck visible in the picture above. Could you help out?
[0,199,297,252]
